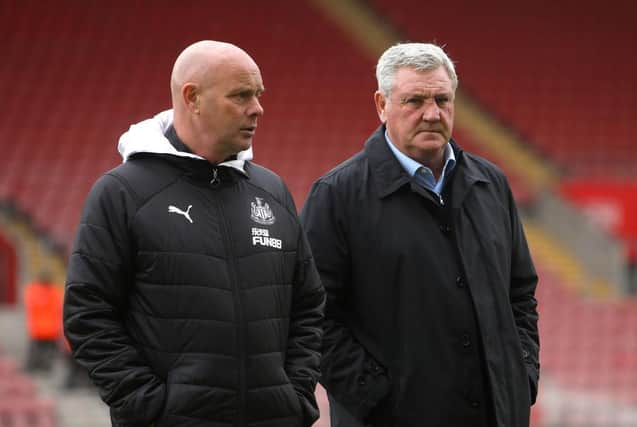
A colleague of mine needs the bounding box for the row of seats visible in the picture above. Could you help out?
[0,400,56,427]
[537,266,637,406]
[370,0,636,176]
[0,0,382,252]
[0,356,57,427]
[0,0,552,252]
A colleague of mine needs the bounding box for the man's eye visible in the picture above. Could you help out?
[406,98,423,106]
[435,96,449,105]
[231,91,253,102]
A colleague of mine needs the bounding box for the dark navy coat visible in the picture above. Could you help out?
[301,126,539,427]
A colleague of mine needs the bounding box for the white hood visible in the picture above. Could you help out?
[117,109,253,174]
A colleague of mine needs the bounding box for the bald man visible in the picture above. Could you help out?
[64,41,325,427]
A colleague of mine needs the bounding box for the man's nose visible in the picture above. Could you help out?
[421,99,440,121]
[248,97,264,116]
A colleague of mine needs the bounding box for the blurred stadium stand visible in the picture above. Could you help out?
[368,0,636,176]
[0,353,57,427]
[0,230,17,305]
[0,0,635,426]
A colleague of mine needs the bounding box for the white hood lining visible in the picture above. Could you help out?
[117,109,253,174]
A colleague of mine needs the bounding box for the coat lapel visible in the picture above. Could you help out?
[363,125,411,199]
[448,142,491,211]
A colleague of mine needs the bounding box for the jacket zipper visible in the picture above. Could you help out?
[210,168,220,186]
[213,177,247,427]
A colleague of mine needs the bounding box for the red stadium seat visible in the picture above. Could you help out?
[0,399,57,427]
[0,377,37,398]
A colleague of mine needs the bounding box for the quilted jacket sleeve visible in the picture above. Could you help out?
[63,173,165,427]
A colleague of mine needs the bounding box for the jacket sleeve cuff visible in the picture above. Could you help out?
[109,380,166,427]
[296,391,320,427]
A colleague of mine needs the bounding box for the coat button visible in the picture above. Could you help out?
[358,376,367,386]
[523,349,530,359]
[462,334,471,348]
[471,400,480,408]
[439,224,452,234]
[456,276,465,288]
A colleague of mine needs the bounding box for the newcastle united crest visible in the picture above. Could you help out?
[250,197,276,225]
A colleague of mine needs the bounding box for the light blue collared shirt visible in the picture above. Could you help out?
[385,130,456,197]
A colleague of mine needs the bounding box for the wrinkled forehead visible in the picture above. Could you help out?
[391,66,454,94]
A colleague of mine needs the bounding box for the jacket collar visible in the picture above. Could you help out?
[364,125,412,199]
[364,124,491,205]
[447,140,491,209]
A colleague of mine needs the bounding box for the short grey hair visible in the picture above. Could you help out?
[376,42,458,95]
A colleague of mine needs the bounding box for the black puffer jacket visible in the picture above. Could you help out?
[64,112,325,427]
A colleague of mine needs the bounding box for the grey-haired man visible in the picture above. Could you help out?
[301,42,539,427]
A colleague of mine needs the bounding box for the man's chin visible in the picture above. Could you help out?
[414,134,447,148]
[235,139,252,153]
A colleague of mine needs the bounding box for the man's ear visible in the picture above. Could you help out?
[374,90,387,123]
[182,83,200,113]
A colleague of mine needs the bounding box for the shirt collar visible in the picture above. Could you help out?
[384,129,456,179]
